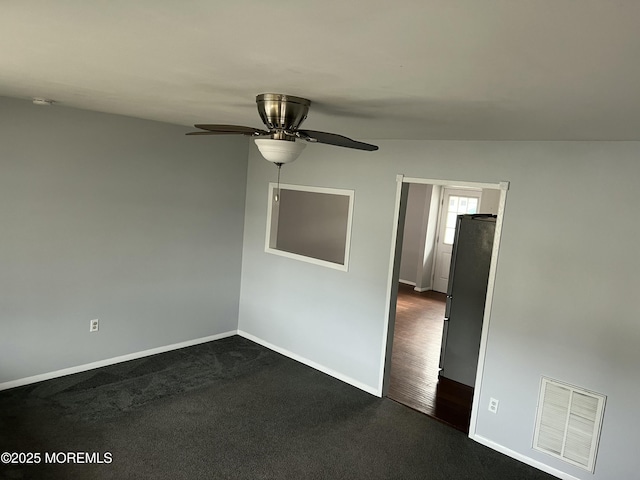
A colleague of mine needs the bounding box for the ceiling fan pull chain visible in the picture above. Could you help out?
[274,163,283,202]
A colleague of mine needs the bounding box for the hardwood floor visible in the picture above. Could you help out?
[387,283,474,433]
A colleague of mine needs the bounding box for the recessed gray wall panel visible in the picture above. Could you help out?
[274,188,350,265]
[0,96,248,383]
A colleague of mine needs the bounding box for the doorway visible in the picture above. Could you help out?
[382,176,507,436]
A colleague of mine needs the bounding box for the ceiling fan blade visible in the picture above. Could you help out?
[186,131,253,136]
[194,124,268,135]
[297,130,378,151]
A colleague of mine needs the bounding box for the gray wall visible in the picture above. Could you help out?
[399,183,431,284]
[239,149,396,389]
[480,188,500,214]
[238,139,640,480]
[0,96,249,384]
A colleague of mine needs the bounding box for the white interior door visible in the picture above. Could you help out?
[432,188,482,293]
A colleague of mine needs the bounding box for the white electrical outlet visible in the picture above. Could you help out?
[488,397,499,413]
[90,319,99,332]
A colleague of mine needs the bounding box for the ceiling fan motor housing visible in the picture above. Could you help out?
[256,93,310,139]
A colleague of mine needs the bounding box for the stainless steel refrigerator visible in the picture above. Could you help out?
[438,214,496,387]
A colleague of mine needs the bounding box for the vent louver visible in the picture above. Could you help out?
[533,377,605,472]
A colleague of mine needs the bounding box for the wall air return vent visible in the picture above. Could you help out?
[533,377,606,473]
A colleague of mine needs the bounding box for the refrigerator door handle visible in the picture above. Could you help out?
[439,320,449,370]
[445,294,453,319]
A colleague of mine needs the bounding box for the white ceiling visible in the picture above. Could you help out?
[2,1,640,140]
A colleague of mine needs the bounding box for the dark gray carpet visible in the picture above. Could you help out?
[0,336,556,479]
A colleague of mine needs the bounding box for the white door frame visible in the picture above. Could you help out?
[379,175,509,439]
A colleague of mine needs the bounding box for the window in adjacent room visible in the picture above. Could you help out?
[443,194,479,244]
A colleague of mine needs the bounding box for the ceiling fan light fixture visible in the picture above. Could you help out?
[254,138,306,164]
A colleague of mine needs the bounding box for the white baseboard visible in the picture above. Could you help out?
[238,330,381,397]
[471,434,578,480]
[413,286,431,292]
[399,280,432,292]
[0,330,238,392]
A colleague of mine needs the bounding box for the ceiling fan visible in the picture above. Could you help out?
[187,93,378,165]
